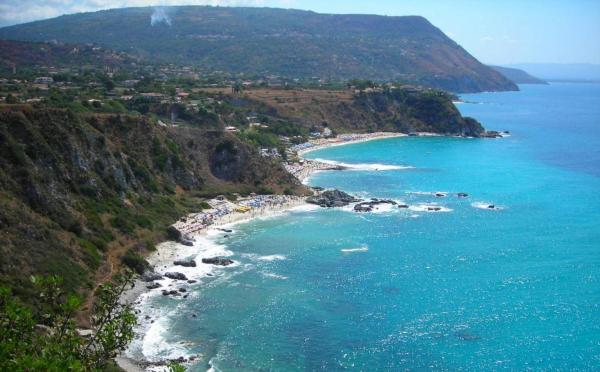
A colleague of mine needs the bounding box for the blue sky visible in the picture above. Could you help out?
[0,0,598,64]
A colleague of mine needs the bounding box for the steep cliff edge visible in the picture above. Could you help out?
[0,107,303,297]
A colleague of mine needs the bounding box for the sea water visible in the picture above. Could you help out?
[128,83,600,370]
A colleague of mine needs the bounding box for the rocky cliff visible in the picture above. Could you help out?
[0,107,303,297]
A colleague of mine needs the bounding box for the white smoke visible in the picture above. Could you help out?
[150,7,171,26]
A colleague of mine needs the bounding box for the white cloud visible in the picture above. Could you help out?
[0,0,283,27]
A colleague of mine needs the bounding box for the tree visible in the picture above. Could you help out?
[0,273,136,371]
[5,93,18,104]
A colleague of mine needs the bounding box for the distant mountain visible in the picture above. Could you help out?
[0,6,517,93]
[489,65,547,85]
[508,63,600,82]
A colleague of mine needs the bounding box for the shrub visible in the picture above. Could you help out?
[0,274,136,371]
[121,250,149,275]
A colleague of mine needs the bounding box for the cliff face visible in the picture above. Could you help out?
[0,7,517,92]
[224,87,485,137]
[0,107,302,296]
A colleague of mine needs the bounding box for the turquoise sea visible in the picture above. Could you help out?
[129,83,600,370]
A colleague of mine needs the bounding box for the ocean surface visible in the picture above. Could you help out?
[128,83,600,371]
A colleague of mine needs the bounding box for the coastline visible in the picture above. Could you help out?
[118,132,410,370]
[117,197,311,371]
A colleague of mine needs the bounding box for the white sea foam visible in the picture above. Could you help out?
[261,271,288,280]
[409,203,453,213]
[471,202,504,211]
[406,191,450,197]
[341,245,369,253]
[257,254,287,261]
[312,158,414,171]
[141,313,190,363]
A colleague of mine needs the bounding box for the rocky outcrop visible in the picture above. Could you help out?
[354,199,397,213]
[307,189,361,208]
[202,257,234,266]
[166,226,195,246]
[174,259,196,267]
[164,272,188,280]
[141,270,163,282]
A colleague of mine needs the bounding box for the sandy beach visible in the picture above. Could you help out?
[293,131,407,157]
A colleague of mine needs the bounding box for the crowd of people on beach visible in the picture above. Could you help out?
[172,195,306,236]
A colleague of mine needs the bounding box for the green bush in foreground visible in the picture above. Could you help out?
[0,273,136,371]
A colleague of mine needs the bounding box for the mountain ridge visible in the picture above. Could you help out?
[0,6,518,93]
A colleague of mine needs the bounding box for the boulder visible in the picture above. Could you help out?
[397,204,409,208]
[146,282,161,290]
[307,189,361,208]
[174,259,197,267]
[202,257,234,266]
[167,226,195,246]
[166,226,182,241]
[164,272,188,281]
[140,270,163,282]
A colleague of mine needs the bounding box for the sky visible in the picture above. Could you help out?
[0,0,599,65]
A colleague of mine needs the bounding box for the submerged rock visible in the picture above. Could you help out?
[307,189,361,208]
[457,193,469,198]
[174,259,197,267]
[164,272,188,280]
[202,257,234,266]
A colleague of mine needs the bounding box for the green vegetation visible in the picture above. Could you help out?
[0,274,136,371]
[0,7,517,92]
[121,250,149,275]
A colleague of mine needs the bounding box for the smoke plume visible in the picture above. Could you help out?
[150,7,171,26]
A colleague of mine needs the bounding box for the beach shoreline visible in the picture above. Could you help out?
[118,132,409,371]
[117,197,311,371]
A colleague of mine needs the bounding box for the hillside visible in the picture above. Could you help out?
[0,107,304,299]
[0,6,517,93]
[214,87,485,136]
[0,39,138,74]
[490,65,548,85]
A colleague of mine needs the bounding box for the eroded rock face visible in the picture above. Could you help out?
[202,257,234,266]
[307,189,361,208]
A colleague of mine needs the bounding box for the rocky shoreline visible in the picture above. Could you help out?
[118,131,504,371]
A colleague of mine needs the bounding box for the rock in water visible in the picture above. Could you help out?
[141,270,163,282]
[202,257,234,266]
[146,282,162,290]
[307,189,361,208]
[174,259,197,267]
[165,272,188,280]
